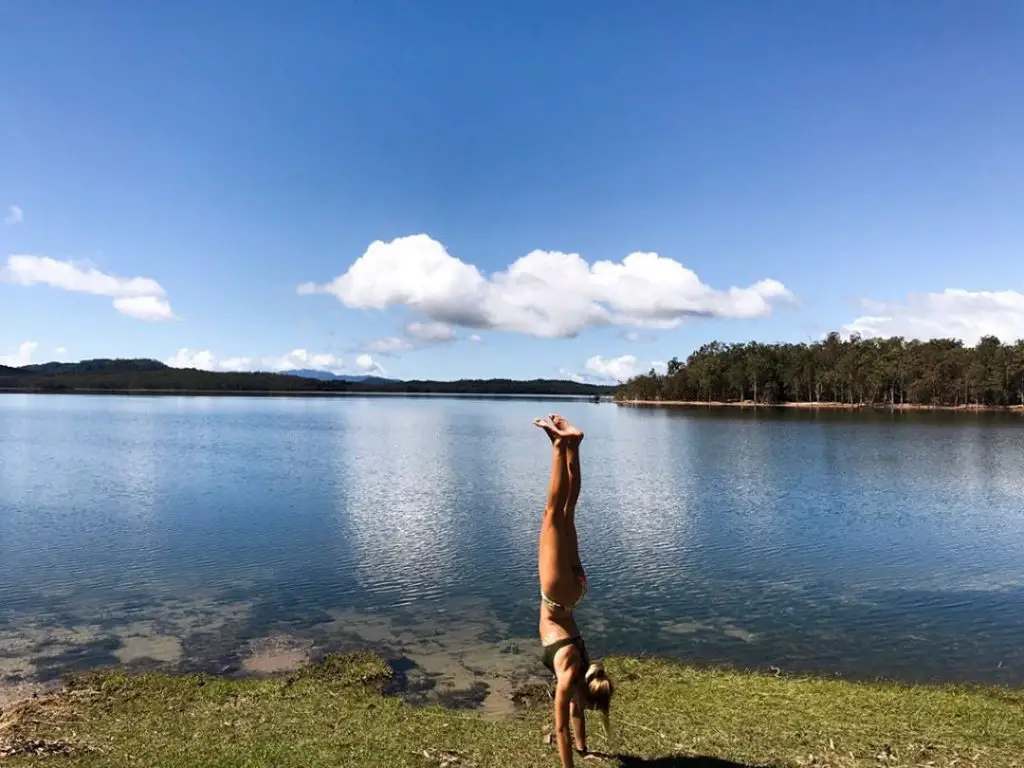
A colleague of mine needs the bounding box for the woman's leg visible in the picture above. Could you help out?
[535,420,572,603]
[535,413,588,607]
[535,419,570,516]
[565,436,583,579]
[550,415,585,580]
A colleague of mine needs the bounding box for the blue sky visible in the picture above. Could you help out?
[2,1,1023,381]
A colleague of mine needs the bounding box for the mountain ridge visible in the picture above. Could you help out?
[287,368,398,384]
[0,358,615,396]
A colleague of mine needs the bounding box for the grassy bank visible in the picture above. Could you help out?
[2,654,1022,767]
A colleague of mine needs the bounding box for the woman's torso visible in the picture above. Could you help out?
[538,602,580,646]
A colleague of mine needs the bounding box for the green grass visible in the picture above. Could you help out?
[2,653,1023,767]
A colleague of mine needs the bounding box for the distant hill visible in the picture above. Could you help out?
[16,359,169,376]
[289,369,398,385]
[0,358,615,397]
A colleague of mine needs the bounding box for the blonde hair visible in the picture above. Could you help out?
[584,662,614,739]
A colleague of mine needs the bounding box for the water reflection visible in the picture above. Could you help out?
[340,400,461,605]
[601,413,698,615]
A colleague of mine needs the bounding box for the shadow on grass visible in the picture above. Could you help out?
[589,752,764,767]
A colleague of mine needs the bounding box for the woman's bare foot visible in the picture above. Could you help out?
[533,414,584,442]
[533,417,561,442]
[549,413,584,442]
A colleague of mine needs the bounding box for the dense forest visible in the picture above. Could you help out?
[615,333,1024,407]
[0,359,615,397]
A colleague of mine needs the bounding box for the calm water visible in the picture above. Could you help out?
[2,395,1024,707]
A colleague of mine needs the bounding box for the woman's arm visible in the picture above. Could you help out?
[553,647,584,767]
[570,688,588,754]
[554,677,575,767]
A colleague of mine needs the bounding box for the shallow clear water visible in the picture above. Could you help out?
[2,394,1023,708]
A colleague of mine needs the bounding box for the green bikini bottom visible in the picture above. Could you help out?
[541,635,590,676]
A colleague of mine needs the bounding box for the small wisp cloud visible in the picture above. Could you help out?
[1,255,176,322]
[362,321,464,358]
[3,205,23,226]
[165,348,385,377]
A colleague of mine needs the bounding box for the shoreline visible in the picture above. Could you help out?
[2,652,1022,766]
[618,399,1024,412]
[0,388,608,400]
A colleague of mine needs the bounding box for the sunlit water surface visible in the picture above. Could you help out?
[2,395,1023,710]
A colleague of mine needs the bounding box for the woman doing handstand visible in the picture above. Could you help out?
[533,413,614,767]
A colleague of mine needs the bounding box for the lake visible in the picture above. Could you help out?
[1,394,1023,711]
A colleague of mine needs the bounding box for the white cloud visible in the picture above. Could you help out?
[0,341,37,367]
[355,353,386,376]
[296,281,323,296]
[621,330,657,343]
[165,348,346,375]
[298,234,793,339]
[362,321,458,357]
[166,349,224,371]
[577,354,667,384]
[1,255,176,321]
[55,346,68,355]
[217,356,255,372]
[365,336,412,355]
[3,206,23,226]
[112,295,176,322]
[259,349,347,374]
[843,290,1024,345]
[405,321,457,342]
[584,354,642,382]
[558,368,586,384]
[469,334,482,342]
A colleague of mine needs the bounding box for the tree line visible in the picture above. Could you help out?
[615,333,1024,407]
[0,359,616,397]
